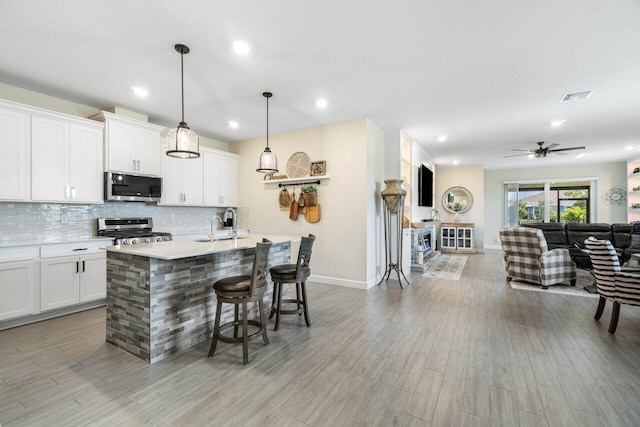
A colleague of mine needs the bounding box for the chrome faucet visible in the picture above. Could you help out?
[224,207,237,238]
[210,215,223,239]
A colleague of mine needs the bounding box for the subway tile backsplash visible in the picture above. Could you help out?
[0,202,249,242]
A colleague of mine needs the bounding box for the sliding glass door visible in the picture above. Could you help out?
[505,179,593,225]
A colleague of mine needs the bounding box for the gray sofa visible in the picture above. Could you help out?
[521,223,638,268]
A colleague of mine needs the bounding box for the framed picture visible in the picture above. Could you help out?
[310,160,326,176]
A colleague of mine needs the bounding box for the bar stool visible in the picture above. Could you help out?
[208,239,272,365]
[269,234,316,331]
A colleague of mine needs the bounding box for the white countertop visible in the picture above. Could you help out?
[105,234,300,260]
[0,236,113,248]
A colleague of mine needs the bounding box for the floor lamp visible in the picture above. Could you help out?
[378,179,410,288]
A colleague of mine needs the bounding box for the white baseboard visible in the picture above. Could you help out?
[484,244,503,251]
[309,274,370,290]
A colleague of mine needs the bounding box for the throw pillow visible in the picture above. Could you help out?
[630,234,640,249]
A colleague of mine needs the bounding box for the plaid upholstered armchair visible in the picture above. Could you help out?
[499,227,577,289]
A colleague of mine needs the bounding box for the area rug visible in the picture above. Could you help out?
[509,270,598,298]
[422,255,467,280]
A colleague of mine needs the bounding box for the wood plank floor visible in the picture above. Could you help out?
[2,251,640,426]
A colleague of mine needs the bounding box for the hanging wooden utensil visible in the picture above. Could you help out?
[305,204,321,223]
[289,189,299,220]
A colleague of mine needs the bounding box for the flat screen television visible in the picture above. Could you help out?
[418,164,433,207]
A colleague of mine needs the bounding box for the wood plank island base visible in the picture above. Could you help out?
[104,235,297,363]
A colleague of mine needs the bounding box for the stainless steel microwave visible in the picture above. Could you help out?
[104,172,162,202]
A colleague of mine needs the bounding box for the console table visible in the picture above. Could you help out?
[441,223,475,254]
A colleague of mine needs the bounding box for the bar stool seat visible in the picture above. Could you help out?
[213,276,252,293]
[208,239,272,365]
[269,235,315,331]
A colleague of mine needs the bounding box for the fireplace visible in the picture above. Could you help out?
[411,225,437,272]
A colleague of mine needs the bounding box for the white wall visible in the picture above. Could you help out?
[367,121,386,288]
[435,165,485,250]
[230,118,383,289]
[385,129,401,179]
[483,162,627,249]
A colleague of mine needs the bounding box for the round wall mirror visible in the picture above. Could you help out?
[442,187,473,214]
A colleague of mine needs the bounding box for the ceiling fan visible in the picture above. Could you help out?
[504,141,586,158]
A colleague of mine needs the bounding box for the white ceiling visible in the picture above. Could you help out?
[1,0,639,169]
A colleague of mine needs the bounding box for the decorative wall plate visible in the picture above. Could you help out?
[602,187,627,207]
[286,152,311,178]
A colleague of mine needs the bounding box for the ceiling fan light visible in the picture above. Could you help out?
[166,122,199,158]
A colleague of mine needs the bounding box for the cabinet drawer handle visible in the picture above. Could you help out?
[76,261,79,273]
[72,248,88,251]
[133,159,137,171]
[82,260,86,272]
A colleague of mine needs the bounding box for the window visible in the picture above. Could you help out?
[505,179,594,225]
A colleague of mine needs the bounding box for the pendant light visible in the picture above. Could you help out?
[256,92,278,172]
[166,44,200,159]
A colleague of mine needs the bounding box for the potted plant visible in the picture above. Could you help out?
[301,184,318,206]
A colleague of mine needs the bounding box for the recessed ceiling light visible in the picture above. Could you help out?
[233,40,250,56]
[624,146,634,150]
[550,120,566,127]
[437,135,448,142]
[316,98,328,108]
[131,86,149,97]
[527,154,535,159]
[228,121,239,129]
[452,160,459,165]
[576,153,586,159]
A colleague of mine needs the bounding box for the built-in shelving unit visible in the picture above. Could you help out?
[261,175,331,185]
[628,157,640,223]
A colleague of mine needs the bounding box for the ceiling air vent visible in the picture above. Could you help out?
[560,91,592,103]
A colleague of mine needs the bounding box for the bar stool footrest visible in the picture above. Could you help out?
[216,319,266,344]
[271,298,305,315]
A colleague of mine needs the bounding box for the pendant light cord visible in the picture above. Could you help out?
[180,50,185,123]
[266,95,269,149]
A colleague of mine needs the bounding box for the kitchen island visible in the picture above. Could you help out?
[105,235,297,363]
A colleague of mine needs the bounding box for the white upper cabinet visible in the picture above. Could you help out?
[95,111,164,175]
[31,115,103,203]
[0,103,29,201]
[69,124,103,203]
[31,116,68,201]
[203,148,239,207]
[160,141,203,206]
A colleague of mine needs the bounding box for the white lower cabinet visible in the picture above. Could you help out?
[0,246,38,321]
[40,256,81,311]
[40,253,106,311]
[40,242,107,312]
[79,253,107,302]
